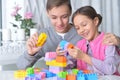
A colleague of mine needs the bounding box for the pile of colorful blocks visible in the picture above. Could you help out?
[14,67,98,80]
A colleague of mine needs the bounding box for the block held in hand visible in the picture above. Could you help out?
[36,33,47,47]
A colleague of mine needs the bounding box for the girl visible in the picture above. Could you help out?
[68,6,120,75]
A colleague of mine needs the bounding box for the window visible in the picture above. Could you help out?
[0,0,2,44]
[1,0,24,42]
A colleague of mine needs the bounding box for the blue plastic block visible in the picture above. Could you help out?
[43,70,56,78]
[59,40,68,50]
[77,74,85,80]
[85,73,98,80]
[78,70,83,75]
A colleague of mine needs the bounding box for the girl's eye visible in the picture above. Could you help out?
[81,23,87,26]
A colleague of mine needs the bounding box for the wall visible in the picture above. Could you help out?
[25,0,120,36]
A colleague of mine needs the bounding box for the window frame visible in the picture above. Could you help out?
[0,0,2,45]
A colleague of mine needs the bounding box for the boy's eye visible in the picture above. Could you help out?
[63,15,68,18]
[62,14,69,18]
[51,17,57,19]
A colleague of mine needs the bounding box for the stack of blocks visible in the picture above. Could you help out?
[45,52,67,73]
[45,40,74,74]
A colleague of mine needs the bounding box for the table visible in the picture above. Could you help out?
[0,41,26,71]
[0,71,120,80]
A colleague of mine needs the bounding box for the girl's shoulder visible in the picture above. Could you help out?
[77,39,86,47]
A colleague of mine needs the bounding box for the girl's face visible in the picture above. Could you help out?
[47,5,71,33]
[73,14,99,41]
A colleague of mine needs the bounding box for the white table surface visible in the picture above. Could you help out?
[0,71,120,80]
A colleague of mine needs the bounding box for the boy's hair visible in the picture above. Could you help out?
[72,6,102,26]
[46,0,72,13]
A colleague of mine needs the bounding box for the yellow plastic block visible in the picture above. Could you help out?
[36,33,47,47]
[14,70,26,78]
[46,60,67,67]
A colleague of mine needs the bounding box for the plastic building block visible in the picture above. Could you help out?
[44,70,56,78]
[56,55,67,63]
[25,74,40,80]
[72,69,79,75]
[67,43,74,49]
[34,68,41,74]
[45,52,57,61]
[26,67,34,75]
[83,70,91,74]
[57,71,68,78]
[49,66,64,74]
[36,32,47,47]
[85,73,98,80]
[66,74,76,80]
[59,40,74,51]
[37,72,46,79]
[14,70,26,78]
[77,74,85,80]
[46,60,67,67]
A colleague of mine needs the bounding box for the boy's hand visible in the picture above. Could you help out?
[56,46,67,56]
[103,33,120,46]
[26,33,42,56]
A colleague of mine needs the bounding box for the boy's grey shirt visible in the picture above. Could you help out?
[16,25,82,69]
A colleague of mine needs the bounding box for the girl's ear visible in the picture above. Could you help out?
[94,17,99,26]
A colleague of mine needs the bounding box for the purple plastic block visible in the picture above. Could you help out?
[25,76,40,80]
[44,57,53,61]
[49,66,64,74]
[64,43,69,50]
[45,76,58,80]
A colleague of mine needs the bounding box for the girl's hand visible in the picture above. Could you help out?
[56,46,67,56]
[68,47,84,59]
[103,33,120,46]
[68,47,92,65]
[26,33,42,56]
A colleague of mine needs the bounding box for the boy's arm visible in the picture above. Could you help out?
[91,46,120,75]
[16,50,42,69]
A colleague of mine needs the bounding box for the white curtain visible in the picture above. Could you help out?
[25,0,120,36]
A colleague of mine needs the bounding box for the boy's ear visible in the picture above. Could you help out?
[46,11,50,17]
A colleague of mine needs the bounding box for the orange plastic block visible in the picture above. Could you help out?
[56,56,67,63]
[83,70,91,74]
[34,68,41,74]
[36,33,47,47]
[66,74,76,80]
[14,70,26,78]
[67,43,74,49]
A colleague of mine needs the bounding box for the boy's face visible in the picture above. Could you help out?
[73,14,99,41]
[47,5,71,33]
